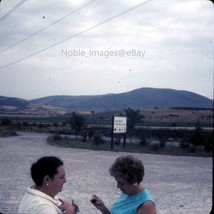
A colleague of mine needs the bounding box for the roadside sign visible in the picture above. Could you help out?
[113,116,127,133]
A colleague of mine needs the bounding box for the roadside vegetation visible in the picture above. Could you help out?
[0,118,17,137]
[0,108,213,157]
[46,125,212,157]
[47,134,212,157]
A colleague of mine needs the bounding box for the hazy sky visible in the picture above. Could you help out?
[0,0,213,100]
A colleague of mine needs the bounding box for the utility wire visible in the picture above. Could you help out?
[0,0,96,53]
[0,0,152,70]
[0,0,26,24]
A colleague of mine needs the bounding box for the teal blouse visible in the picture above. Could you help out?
[111,188,155,214]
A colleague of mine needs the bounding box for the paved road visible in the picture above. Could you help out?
[0,132,212,214]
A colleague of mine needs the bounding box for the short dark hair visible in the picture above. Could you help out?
[31,156,63,186]
[109,155,144,184]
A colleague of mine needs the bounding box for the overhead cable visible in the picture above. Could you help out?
[0,0,96,53]
[0,0,26,24]
[0,0,152,70]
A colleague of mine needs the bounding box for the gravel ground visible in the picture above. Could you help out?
[0,132,212,214]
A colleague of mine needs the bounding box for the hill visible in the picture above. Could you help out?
[0,96,30,110]
[0,96,66,115]
[31,88,213,112]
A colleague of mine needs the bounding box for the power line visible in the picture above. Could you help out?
[0,0,96,53]
[0,0,26,24]
[0,0,152,70]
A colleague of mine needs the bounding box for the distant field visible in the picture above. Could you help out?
[81,109,213,128]
[0,109,213,128]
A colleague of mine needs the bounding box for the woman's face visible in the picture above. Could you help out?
[48,165,67,197]
[114,176,136,195]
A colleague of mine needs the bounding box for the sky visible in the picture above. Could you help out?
[0,0,213,100]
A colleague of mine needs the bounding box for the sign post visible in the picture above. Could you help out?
[111,116,127,149]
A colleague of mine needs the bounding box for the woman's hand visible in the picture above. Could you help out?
[90,195,110,214]
[59,200,79,214]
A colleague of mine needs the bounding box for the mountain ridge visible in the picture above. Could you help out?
[32,87,213,111]
[0,88,213,113]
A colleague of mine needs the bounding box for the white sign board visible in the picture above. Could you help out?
[113,116,127,133]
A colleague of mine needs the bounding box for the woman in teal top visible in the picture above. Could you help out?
[91,155,156,214]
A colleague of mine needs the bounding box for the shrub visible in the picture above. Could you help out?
[139,136,147,147]
[23,122,29,127]
[190,123,203,147]
[203,134,213,152]
[189,145,196,153]
[150,144,160,152]
[53,134,61,141]
[160,140,166,149]
[158,136,167,149]
[92,132,105,146]
[0,127,17,136]
[115,137,121,145]
[80,130,87,142]
[179,141,190,149]
[87,129,94,141]
[1,118,11,125]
